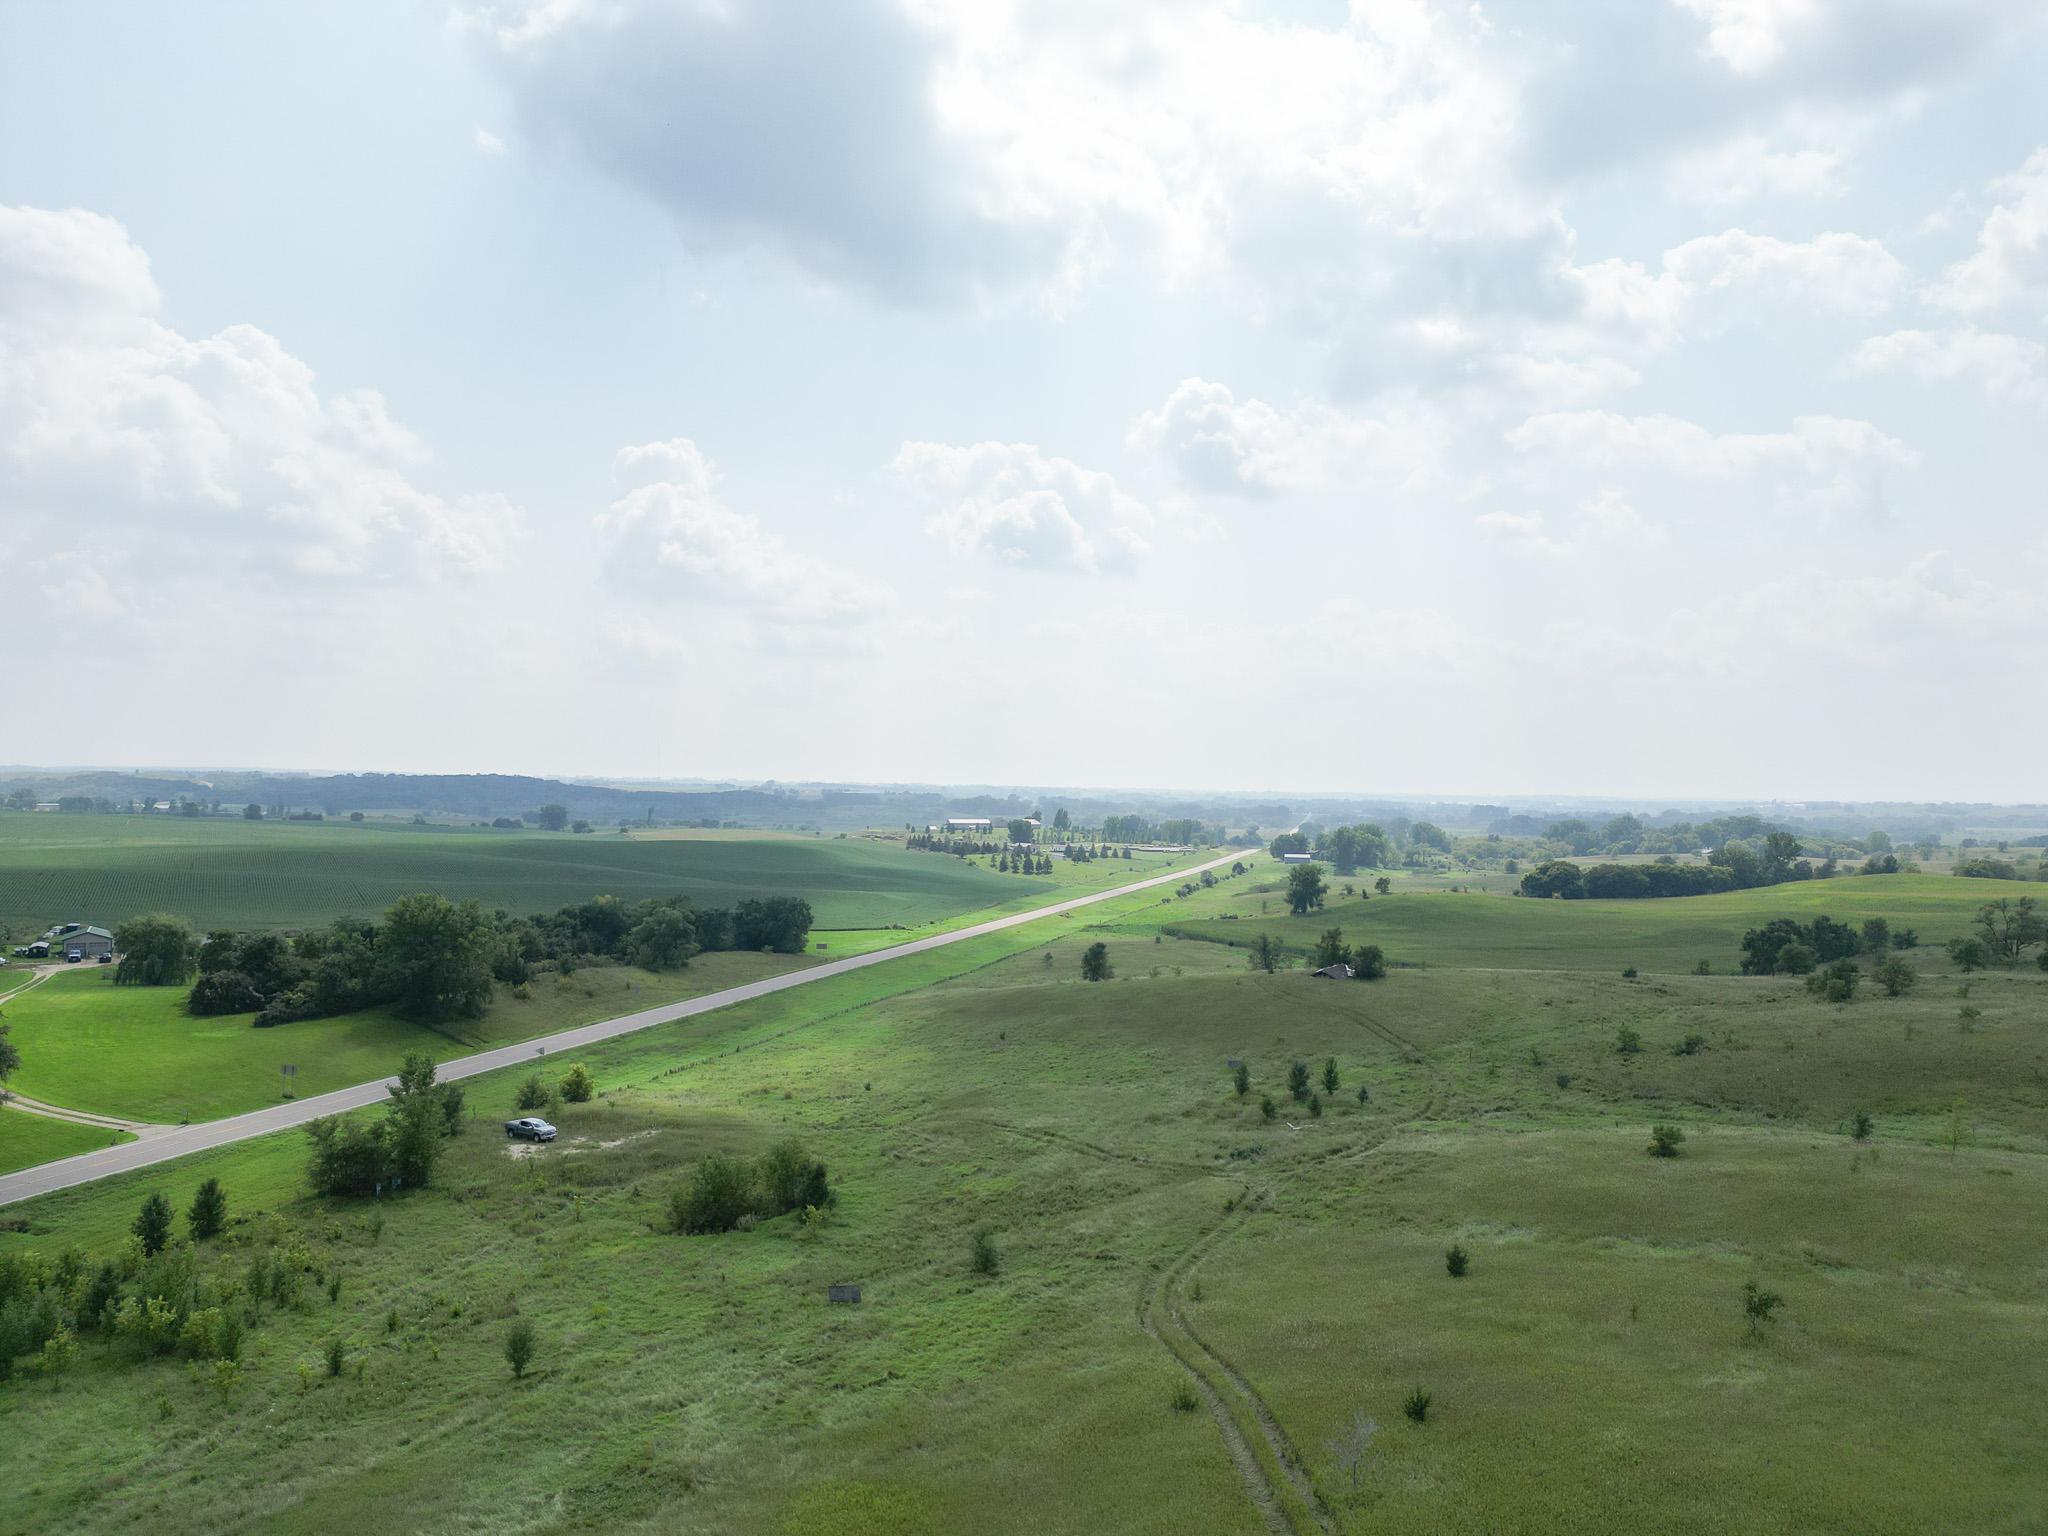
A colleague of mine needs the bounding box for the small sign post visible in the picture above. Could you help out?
[280,1063,298,1098]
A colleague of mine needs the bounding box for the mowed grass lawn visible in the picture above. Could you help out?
[1,888,2042,1533]
[0,952,812,1124]
[1149,870,2032,973]
[0,815,1037,935]
[0,1109,130,1176]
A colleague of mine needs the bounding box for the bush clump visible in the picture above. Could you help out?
[969,1229,1000,1276]
[1403,1386,1433,1424]
[1648,1124,1686,1158]
[666,1140,836,1235]
[1445,1244,1469,1278]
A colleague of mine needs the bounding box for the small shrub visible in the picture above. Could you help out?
[513,1075,549,1112]
[1615,1026,1642,1057]
[1308,1093,1322,1119]
[1321,1057,1340,1094]
[323,1337,346,1378]
[1742,1280,1784,1337]
[326,1272,342,1304]
[505,1317,536,1379]
[1170,1380,1200,1413]
[1694,959,1711,975]
[1287,1061,1310,1101]
[1402,1386,1433,1424]
[1356,1084,1370,1105]
[558,1064,595,1103]
[1260,1095,1277,1122]
[1555,1072,1574,1089]
[1874,956,1916,997]
[1850,1109,1874,1141]
[1445,1245,1469,1278]
[1622,966,1638,979]
[969,1228,1000,1276]
[1673,1032,1707,1057]
[1080,942,1112,982]
[1648,1124,1685,1158]
[668,1154,755,1235]
[1233,1062,1250,1097]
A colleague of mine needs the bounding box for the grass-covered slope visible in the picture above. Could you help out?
[0,872,2042,1534]
[1146,871,2030,973]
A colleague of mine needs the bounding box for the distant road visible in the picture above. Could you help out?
[0,845,1255,1207]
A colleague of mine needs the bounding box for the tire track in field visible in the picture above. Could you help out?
[985,1108,1300,1531]
[1138,1195,1296,1535]
[990,1120,1213,1175]
[1152,1193,1334,1534]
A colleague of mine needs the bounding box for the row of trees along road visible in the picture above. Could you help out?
[108,891,812,1028]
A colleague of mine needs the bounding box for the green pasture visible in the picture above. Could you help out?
[1145,870,2028,973]
[1,868,2043,1533]
[0,815,1042,936]
[0,1110,130,1177]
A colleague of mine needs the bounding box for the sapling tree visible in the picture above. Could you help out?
[134,1193,173,1256]
[1648,1124,1685,1158]
[1288,1060,1310,1101]
[505,1317,536,1379]
[1445,1245,1469,1278]
[1742,1280,1783,1337]
[187,1178,227,1240]
[1321,1057,1340,1094]
[1326,1411,1378,1490]
[1233,1062,1250,1097]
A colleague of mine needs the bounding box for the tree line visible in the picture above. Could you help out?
[108,890,814,1029]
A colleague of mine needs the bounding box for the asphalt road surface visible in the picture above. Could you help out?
[0,844,1256,1208]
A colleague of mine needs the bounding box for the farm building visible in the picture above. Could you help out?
[1279,852,1315,863]
[1312,962,1353,980]
[64,926,115,958]
[944,817,993,831]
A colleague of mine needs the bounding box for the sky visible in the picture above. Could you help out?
[1,0,2044,801]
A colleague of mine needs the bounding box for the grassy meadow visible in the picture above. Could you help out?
[0,858,2043,1533]
[0,815,1047,937]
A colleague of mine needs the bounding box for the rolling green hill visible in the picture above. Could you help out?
[1142,871,2032,973]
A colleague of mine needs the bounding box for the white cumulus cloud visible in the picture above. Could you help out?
[1931,148,2048,314]
[1127,378,1446,498]
[1846,327,2046,403]
[597,439,879,623]
[0,204,517,584]
[893,440,1153,575]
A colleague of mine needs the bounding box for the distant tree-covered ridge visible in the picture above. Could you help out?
[184,892,813,1027]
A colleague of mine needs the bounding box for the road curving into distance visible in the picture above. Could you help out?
[0,844,1258,1208]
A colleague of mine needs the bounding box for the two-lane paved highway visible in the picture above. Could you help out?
[0,844,1256,1207]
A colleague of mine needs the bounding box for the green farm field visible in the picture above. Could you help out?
[0,815,1046,936]
[1,861,2044,1533]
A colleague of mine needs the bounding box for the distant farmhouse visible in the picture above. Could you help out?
[944,817,993,831]
[62,926,114,959]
